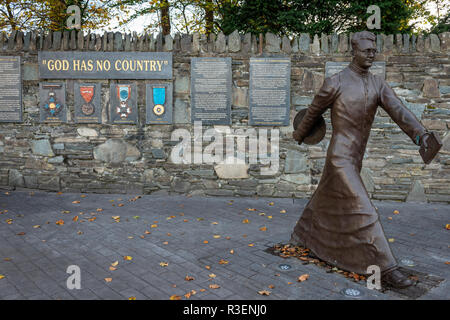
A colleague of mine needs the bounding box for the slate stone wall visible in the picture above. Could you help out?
[0,30,449,203]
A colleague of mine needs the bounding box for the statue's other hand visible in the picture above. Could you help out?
[293,130,303,145]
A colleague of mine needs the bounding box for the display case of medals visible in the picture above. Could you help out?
[74,83,101,123]
[146,83,173,124]
[109,83,138,124]
[39,83,67,123]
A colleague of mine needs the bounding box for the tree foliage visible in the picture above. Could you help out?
[218,0,433,36]
[0,0,113,32]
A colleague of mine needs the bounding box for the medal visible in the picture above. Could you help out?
[44,90,62,116]
[116,85,132,119]
[152,87,166,116]
[80,85,95,116]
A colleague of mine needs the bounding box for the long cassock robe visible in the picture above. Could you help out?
[291,62,427,275]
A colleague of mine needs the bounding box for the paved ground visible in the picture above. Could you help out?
[0,190,448,300]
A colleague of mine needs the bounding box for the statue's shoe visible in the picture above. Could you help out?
[382,269,415,289]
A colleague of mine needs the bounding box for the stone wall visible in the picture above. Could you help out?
[0,30,449,203]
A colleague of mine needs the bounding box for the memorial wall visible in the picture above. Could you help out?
[0,30,449,203]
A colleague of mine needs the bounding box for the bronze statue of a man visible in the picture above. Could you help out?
[291,31,433,288]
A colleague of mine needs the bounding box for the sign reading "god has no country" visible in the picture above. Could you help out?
[38,52,172,79]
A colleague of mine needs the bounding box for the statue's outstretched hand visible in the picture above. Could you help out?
[293,130,303,145]
[420,132,431,150]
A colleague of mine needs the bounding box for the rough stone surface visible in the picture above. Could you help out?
[284,150,308,173]
[228,30,241,53]
[265,33,280,53]
[214,161,249,179]
[31,139,54,157]
[422,79,441,98]
[93,139,140,163]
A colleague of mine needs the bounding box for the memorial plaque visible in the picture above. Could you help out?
[325,61,386,78]
[39,52,172,79]
[109,83,138,124]
[191,57,231,125]
[0,56,22,122]
[39,83,66,123]
[74,82,101,123]
[146,83,173,124]
[249,57,291,126]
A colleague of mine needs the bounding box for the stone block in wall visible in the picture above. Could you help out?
[280,173,310,185]
[439,32,450,52]
[430,34,440,52]
[416,34,424,52]
[215,32,226,53]
[338,33,348,53]
[265,33,280,53]
[360,168,374,193]
[31,139,54,157]
[228,30,241,53]
[422,79,440,98]
[39,176,60,191]
[232,86,248,107]
[282,36,291,54]
[114,32,123,51]
[402,34,409,53]
[77,127,98,137]
[440,86,450,95]
[321,34,329,53]
[77,30,84,50]
[93,139,141,163]
[181,34,192,52]
[406,180,427,202]
[311,35,320,54]
[164,34,173,51]
[23,63,38,81]
[192,32,200,53]
[284,150,308,173]
[70,30,77,50]
[299,33,310,53]
[8,169,24,187]
[383,34,393,53]
[174,76,189,94]
[214,159,249,179]
[242,33,251,54]
[173,98,190,124]
[395,34,402,52]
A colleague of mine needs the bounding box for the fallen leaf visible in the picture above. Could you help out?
[258,290,271,296]
[61,210,70,214]
[4,258,11,261]
[259,226,267,231]
[170,295,181,300]
[196,218,204,221]
[211,221,218,225]
[267,216,273,219]
[205,265,211,270]
[287,282,293,285]
[128,297,136,300]
[247,208,257,212]
[184,292,192,299]
[88,217,96,222]
[109,267,116,271]
[225,236,231,240]
[445,261,450,265]
[200,289,206,292]
[213,235,221,239]
[388,217,393,220]
[209,273,216,278]
[159,262,169,267]
[123,256,133,261]
[151,224,158,228]
[118,204,124,207]
[163,241,168,245]
[111,261,119,267]
[185,275,195,281]
[268,285,275,289]
[55,219,64,226]
[242,219,250,224]
[388,238,395,243]
[81,195,86,198]
[203,240,209,244]
[77,231,83,235]
[209,284,220,289]
[446,224,450,230]
[72,216,79,222]
[127,236,133,239]
[230,249,234,254]
[104,278,112,282]
[6,219,13,224]
[183,219,188,222]
[0,275,5,280]
[248,243,254,247]
[268,202,274,206]
[218,259,229,265]
[280,210,286,214]
[298,274,309,282]
[96,208,103,212]
[393,210,399,214]
[72,201,80,204]
[144,230,151,234]
[16,232,25,236]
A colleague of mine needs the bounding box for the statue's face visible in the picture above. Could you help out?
[352,39,376,69]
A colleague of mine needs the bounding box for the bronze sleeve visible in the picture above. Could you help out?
[296,77,338,139]
[379,81,427,145]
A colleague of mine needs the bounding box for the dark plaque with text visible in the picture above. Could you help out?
[109,83,138,124]
[0,56,22,122]
[74,82,101,123]
[191,57,231,125]
[146,83,173,124]
[39,83,66,123]
[249,57,291,126]
[39,52,172,79]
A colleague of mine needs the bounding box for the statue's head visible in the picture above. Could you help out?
[351,31,377,69]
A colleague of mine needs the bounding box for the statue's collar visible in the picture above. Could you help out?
[348,62,369,77]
